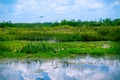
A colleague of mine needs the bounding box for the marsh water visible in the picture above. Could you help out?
[0,56,120,80]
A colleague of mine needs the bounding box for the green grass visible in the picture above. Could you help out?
[0,26,120,58]
[0,41,120,58]
[0,26,120,41]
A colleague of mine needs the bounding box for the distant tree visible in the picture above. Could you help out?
[52,21,59,27]
[61,19,67,25]
[67,19,78,26]
[77,20,83,26]
[0,21,14,27]
[82,21,89,27]
[0,21,5,28]
[102,18,112,26]
[0,22,5,31]
[1,18,120,28]
[0,24,4,28]
[113,18,120,26]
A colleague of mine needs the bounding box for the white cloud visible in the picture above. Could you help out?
[74,0,105,9]
[13,0,38,15]
[1,0,119,22]
[13,0,105,16]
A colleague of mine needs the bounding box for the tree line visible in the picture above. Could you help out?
[0,18,120,28]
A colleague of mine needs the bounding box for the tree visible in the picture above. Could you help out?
[0,22,5,28]
[0,24,4,28]
[61,19,67,25]
[102,18,112,26]
[113,18,120,26]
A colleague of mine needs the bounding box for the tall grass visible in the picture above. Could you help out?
[20,42,55,54]
[0,26,120,41]
[0,41,120,58]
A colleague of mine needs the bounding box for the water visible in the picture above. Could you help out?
[0,56,120,80]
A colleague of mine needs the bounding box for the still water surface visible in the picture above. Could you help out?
[0,56,120,80]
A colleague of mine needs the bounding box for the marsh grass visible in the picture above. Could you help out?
[0,26,120,58]
[0,26,120,41]
[0,41,119,58]
[20,42,55,54]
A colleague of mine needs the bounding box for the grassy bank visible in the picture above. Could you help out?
[0,41,120,58]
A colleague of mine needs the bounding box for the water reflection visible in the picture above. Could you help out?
[0,56,120,80]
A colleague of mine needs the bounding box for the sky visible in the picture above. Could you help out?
[0,0,120,23]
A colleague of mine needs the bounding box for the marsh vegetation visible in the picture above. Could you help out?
[0,19,120,58]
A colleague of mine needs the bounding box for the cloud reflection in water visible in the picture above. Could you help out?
[0,56,120,80]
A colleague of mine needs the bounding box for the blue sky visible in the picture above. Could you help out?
[0,0,120,23]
